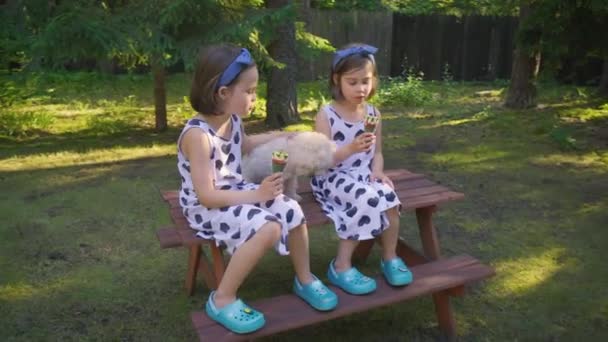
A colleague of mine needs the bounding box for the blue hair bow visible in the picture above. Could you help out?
[332,44,378,70]
[216,48,254,90]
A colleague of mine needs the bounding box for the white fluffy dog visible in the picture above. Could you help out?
[242,131,336,201]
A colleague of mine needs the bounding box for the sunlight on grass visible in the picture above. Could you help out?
[284,122,314,131]
[559,105,608,122]
[0,144,175,172]
[0,277,79,302]
[492,247,568,296]
[531,151,608,170]
[430,145,510,171]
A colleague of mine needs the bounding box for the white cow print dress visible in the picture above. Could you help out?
[177,114,304,255]
[311,104,401,240]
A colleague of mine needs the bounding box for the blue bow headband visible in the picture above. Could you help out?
[216,48,254,90]
[332,44,378,70]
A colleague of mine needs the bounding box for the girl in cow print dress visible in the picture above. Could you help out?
[178,45,337,334]
[312,44,413,295]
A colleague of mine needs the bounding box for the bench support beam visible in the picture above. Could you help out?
[417,205,456,341]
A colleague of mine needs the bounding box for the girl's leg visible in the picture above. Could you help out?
[380,207,400,261]
[333,239,360,272]
[288,224,314,284]
[214,222,281,308]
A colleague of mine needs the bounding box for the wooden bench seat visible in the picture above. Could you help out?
[191,255,495,341]
[156,168,494,340]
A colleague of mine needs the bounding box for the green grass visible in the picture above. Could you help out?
[1,72,607,341]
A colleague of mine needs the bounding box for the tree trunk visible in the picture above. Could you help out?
[504,4,539,109]
[265,0,299,128]
[152,61,168,132]
[599,57,608,97]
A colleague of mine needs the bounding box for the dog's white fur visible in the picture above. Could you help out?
[242,132,336,201]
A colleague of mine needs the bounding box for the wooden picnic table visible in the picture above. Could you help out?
[157,169,494,341]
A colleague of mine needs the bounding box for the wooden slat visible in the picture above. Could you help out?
[191,255,495,341]
[158,169,465,249]
[402,191,465,210]
[156,227,183,248]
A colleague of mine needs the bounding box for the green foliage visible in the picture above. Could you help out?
[311,0,388,11]
[295,22,335,59]
[0,79,54,136]
[376,73,438,107]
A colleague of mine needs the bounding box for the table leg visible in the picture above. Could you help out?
[416,205,456,341]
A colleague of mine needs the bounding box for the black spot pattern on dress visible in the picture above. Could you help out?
[219,206,229,212]
[347,234,360,240]
[353,159,362,168]
[265,215,279,222]
[233,205,243,217]
[330,117,335,126]
[220,223,230,233]
[371,228,381,236]
[345,122,353,128]
[202,221,212,229]
[385,192,396,202]
[323,189,331,198]
[344,183,354,193]
[346,206,358,217]
[334,196,342,206]
[215,159,223,170]
[210,147,215,159]
[231,231,241,239]
[195,214,203,224]
[338,223,347,232]
[265,199,275,208]
[246,229,256,241]
[328,174,338,183]
[358,215,371,226]
[220,185,231,190]
[311,177,319,186]
[336,178,346,188]
[226,153,236,165]
[367,197,379,207]
[181,163,190,172]
[333,131,345,141]
[247,208,262,220]
[181,176,185,184]
[234,131,240,144]
[236,165,242,174]
[355,129,364,137]
[221,143,231,154]
[355,188,366,199]
[286,209,294,223]
[181,197,187,206]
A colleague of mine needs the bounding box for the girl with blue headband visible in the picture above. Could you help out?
[312,43,413,295]
[178,44,338,334]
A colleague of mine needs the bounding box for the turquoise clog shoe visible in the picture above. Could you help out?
[293,274,338,311]
[205,291,265,334]
[327,259,376,295]
[380,257,413,286]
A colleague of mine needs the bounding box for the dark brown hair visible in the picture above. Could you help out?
[329,43,379,101]
[190,44,256,115]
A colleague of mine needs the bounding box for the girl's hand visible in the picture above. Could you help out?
[350,132,375,153]
[371,171,394,189]
[257,172,283,201]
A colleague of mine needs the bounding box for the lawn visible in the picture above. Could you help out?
[1,72,607,341]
